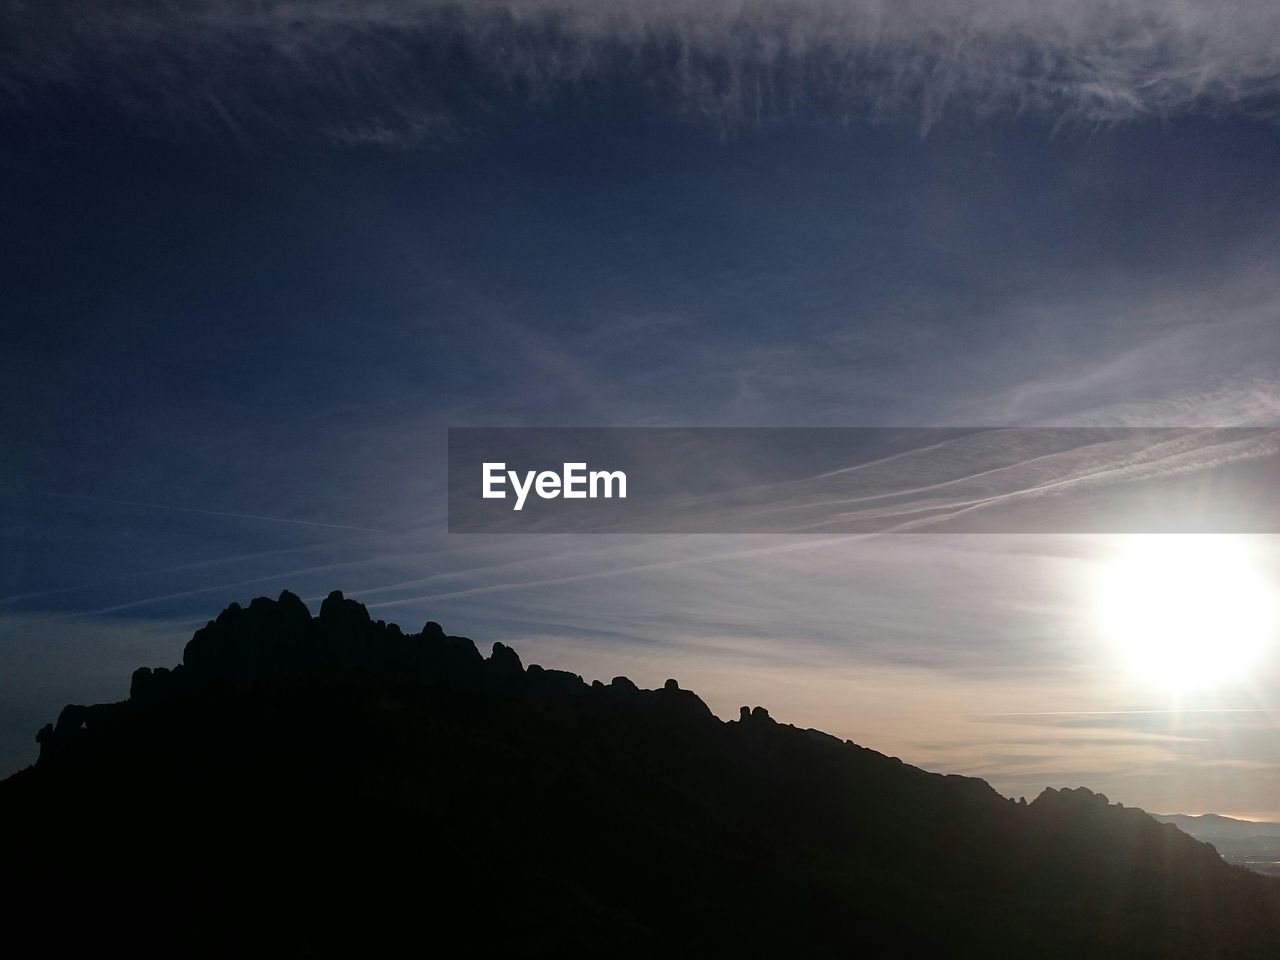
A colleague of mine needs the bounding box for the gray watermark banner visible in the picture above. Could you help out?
[448,427,1280,533]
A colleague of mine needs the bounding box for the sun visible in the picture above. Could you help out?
[1096,536,1276,692]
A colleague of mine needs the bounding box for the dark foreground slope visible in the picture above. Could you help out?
[4,592,1278,958]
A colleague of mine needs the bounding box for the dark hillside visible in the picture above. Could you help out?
[5,591,1277,958]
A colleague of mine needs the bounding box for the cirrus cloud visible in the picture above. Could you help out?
[4,0,1280,142]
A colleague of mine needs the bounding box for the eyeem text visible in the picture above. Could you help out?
[482,462,628,511]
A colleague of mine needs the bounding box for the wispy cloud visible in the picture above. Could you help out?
[6,1,1280,142]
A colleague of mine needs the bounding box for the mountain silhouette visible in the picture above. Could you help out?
[4,590,1279,958]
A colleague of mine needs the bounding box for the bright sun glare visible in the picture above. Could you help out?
[1097,536,1276,693]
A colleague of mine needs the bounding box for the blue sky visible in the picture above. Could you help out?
[4,0,1280,817]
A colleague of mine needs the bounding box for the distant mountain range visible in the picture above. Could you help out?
[4,590,1279,958]
[1154,814,1280,879]
[1154,814,1280,840]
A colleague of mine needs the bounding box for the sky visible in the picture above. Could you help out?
[4,0,1280,817]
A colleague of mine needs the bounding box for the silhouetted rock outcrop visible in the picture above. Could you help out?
[3,591,1278,959]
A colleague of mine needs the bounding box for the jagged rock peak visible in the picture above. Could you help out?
[490,641,523,674]
[1034,786,1111,808]
[319,589,371,631]
[34,590,726,767]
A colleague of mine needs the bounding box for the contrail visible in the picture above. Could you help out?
[0,542,343,606]
[338,543,618,601]
[661,430,990,512]
[781,429,1280,532]
[43,539,554,616]
[740,429,1230,521]
[874,429,1280,533]
[76,562,367,616]
[35,491,390,534]
[367,536,860,607]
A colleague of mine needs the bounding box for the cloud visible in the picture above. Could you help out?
[5,1,1280,142]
